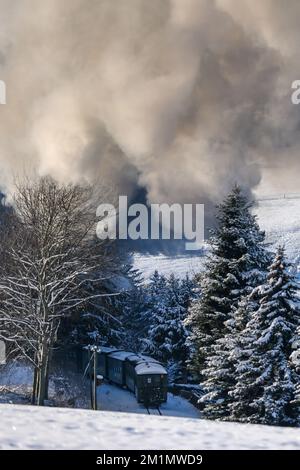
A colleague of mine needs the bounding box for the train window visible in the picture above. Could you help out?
[147,378,152,384]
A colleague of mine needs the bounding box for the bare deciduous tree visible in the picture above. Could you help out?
[0,176,120,405]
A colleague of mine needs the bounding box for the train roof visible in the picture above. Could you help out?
[108,350,133,361]
[99,347,121,355]
[105,350,160,364]
[126,353,160,366]
[98,348,167,375]
[135,362,167,376]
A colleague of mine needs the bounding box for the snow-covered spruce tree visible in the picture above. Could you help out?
[143,272,195,382]
[230,247,300,426]
[187,186,270,418]
[187,186,269,375]
[200,296,255,420]
[202,284,264,419]
[290,325,300,425]
[165,274,195,382]
[118,266,150,352]
[142,271,169,358]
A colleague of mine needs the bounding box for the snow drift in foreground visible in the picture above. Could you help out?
[0,404,299,450]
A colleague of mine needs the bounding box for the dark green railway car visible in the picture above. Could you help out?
[88,348,168,406]
[106,351,131,385]
[134,360,168,405]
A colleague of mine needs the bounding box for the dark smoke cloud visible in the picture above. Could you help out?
[0,0,299,208]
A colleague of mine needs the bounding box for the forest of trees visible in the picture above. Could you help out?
[0,180,299,426]
[186,186,300,426]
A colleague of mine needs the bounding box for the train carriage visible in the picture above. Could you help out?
[134,360,168,405]
[106,351,130,385]
[89,348,168,406]
[124,355,137,392]
[97,347,118,377]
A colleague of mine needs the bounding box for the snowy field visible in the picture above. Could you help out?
[0,403,299,450]
[97,383,200,418]
[256,196,300,274]
[0,362,199,418]
[133,195,300,279]
[133,253,205,281]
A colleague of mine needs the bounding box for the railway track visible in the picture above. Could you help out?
[146,406,162,416]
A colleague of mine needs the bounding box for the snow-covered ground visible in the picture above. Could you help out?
[0,403,299,450]
[133,253,205,281]
[255,196,300,275]
[0,362,199,418]
[97,383,200,418]
[133,195,300,279]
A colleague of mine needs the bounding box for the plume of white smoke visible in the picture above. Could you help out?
[0,0,299,205]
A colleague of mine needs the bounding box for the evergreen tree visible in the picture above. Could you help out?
[119,267,149,352]
[230,247,300,426]
[187,186,270,382]
[290,326,300,424]
[165,274,195,382]
[142,271,169,359]
[200,287,263,419]
[143,272,196,382]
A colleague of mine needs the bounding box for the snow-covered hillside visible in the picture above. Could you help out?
[133,195,300,279]
[133,253,205,281]
[0,404,299,450]
[255,196,300,272]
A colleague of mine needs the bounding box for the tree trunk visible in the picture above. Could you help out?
[37,371,44,406]
[44,348,52,400]
[31,365,38,405]
[89,349,93,409]
[93,351,98,411]
[37,364,47,406]
[37,342,48,406]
